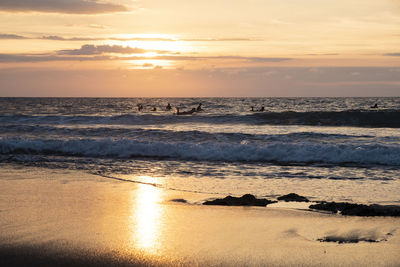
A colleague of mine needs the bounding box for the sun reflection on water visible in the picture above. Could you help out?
[130,182,163,253]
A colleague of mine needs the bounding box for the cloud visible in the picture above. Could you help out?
[0,33,262,42]
[153,55,292,63]
[42,35,101,41]
[307,53,340,56]
[1,33,104,41]
[41,35,66,41]
[58,44,148,55]
[39,35,176,42]
[0,53,111,62]
[0,0,128,14]
[0,33,27,39]
[237,56,291,62]
[180,38,261,42]
[0,51,293,63]
[384,53,400,56]
[88,24,107,29]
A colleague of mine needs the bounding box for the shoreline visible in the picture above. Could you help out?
[1,165,399,266]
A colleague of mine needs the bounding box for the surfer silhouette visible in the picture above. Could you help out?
[166,103,172,110]
[175,107,196,115]
[370,103,378,109]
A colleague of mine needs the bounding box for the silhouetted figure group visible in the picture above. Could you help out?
[136,102,203,115]
[137,103,173,112]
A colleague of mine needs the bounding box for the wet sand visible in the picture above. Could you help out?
[0,166,399,266]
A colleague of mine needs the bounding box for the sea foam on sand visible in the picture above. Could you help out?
[0,166,399,267]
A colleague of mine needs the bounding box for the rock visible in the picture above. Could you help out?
[317,236,379,244]
[309,202,400,217]
[203,194,276,207]
[317,230,392,244]
[277,193,309,202]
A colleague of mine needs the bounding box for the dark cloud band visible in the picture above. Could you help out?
[0,52,292,63]
[0,34,28,39]
[58,44,148,55]
[0,33,260,42]
[0,0,128,14]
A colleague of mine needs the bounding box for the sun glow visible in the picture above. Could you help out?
[109,34,189,54]
[105,34,189,69]
[127,59,174,69]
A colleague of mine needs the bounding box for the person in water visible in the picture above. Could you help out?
[196,103,202,111]
[166,103,172,110]
[371,103,378,109]
[175,107,196,115]
[152,107,157,111]
[250,106,264,112]
[137,104,143,111]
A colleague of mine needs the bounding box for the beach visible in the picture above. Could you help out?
[1,97,400,266]
[2,0,400,264]
[1,165,399,266]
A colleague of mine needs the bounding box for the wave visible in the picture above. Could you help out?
[253,110,400,127]
[1,110,399,127]
[0,124,380,143]
[1,137,399,166]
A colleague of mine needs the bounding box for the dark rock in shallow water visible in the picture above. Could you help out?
[203,194,276,206]
[309,202,400,217]
[277,193,309,202]
[317,236,380,244]
[317,231,392,244]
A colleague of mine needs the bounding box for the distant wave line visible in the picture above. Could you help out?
[0,109,400,127]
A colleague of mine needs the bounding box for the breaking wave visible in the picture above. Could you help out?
[1,137,399,166]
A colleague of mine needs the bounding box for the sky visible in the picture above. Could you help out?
[0,0,400,97]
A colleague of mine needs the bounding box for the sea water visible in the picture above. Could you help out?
[1,97,399,204]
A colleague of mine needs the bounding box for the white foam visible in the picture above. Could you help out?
[1,137,399,166]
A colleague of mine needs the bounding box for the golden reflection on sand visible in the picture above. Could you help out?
[130,182,163,253]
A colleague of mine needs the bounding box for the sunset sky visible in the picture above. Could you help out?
[0,0,400,96]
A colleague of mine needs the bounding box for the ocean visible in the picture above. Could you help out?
[1,97,399,204]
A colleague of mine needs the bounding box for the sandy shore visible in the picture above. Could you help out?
[0,165,399,266]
